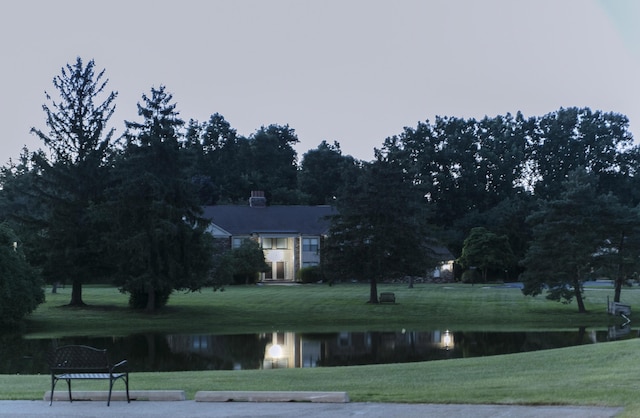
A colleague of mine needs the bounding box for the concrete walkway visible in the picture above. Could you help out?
[0,400,623,417]
[0,390,625,418]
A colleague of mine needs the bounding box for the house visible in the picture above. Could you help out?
[203,191,336,282]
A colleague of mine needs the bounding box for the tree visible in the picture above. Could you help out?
[0,223,44,327]
[520,169,624,313]
[29,57,118,306]
[247,124,300,204]
[298,141,357,205]
[457,227,514,283]
[107,86,214,311]
[227,239,269,284]
[530,108,636,200]
[323,145,436,303]
[184,113,247,204]
[589,203,640,303]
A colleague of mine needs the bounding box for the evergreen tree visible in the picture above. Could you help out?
[29,57,117,306]
[521,169,626,312]
[107,86,214,311]
[324,146,436,303]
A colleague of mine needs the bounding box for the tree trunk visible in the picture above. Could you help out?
[369,277,379,303]
[574,281,586,313]
[614,277,623,303]
[614,232,625,303]
[67,280,86,306]
[146,284,156,313]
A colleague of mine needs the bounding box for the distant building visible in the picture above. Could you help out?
[203,191,336,282]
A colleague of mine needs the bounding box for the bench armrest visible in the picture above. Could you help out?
[110,359,128,373]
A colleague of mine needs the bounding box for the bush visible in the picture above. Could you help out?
[0,223,45,326]
[297,266,322,283]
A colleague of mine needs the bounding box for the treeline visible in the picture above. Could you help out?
[1,58,640,322]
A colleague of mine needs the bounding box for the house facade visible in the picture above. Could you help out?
[203,191,336,282]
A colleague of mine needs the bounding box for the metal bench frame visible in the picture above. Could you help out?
[48,345,129,406]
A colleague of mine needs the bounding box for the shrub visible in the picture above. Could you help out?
[0,223,45,326]
[297,266,321,283]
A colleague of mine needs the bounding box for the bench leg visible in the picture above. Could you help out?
[49,376,56,406]
[66,379,72,403]
[108,374,130,406]
[125,374,130,403]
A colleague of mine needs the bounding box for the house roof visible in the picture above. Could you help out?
[202,205,337,236]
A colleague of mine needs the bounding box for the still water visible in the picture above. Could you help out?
[3,327,635,374]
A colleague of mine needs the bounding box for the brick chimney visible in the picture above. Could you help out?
[249,190,267,207]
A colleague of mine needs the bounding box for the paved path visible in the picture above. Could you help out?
[0,400,623,417]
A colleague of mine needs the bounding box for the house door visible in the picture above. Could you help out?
[265,262,286,280]
[275,262,285,280]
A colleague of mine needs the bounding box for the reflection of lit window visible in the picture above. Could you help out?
[302,238,319,252]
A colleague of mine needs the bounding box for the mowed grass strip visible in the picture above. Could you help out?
[24,283,635,337]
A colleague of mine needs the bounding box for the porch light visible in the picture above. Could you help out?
[267,343,283,359]
[442,330,453,350]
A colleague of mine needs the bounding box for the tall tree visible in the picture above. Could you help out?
[29,57,117,306]
[247,124,300,204]
[107,86,214,312]
[520,169,625,312]
[323,145,436,303]
[298,141,357,205]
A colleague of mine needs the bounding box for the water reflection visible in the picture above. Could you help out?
[2,327,636,374]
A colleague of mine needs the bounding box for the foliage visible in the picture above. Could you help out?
[323,147,437,302]
[457,227,514,282]
[520,169,633,312]
[298,140,358,205]
[297,265,322,283]
[225,239,269,284]
[0,223,44,327]
[28,57,118,306]
[105,85,214,311]
[246,124,300,204]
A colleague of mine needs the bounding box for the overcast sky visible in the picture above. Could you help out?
[1,0,639,163]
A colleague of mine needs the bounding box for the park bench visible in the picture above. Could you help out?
[48,345,130,406]
[379,292,396,303]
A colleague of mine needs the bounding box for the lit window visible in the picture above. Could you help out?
[262,238,273,249]
[276,238,287,249]
[302,238,319,252]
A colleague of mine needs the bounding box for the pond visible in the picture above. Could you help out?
[2,326,636,374]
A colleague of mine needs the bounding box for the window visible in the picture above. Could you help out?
[262,237,287,249]
[232,238,244,248]
[302,238,319,252]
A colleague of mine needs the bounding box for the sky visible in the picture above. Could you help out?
[1,0,639,164]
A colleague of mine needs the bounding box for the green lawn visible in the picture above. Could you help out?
[4,282,640,416]
[23,282,633,337]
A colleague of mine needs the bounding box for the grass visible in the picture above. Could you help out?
[23,282,633,337]
[5,282,640,416]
